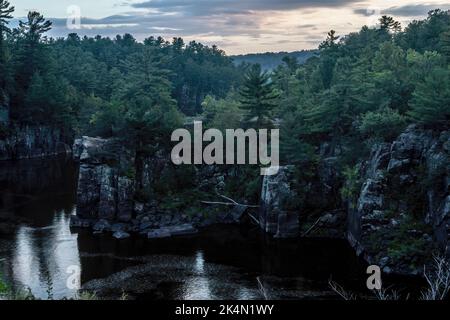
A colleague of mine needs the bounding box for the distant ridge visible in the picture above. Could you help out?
[231,50,318,71]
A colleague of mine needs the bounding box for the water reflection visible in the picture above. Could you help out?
[182,250,214,300]
[0,156,80,299]
[11,209,81,299]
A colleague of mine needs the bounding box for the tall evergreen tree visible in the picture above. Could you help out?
[0,0,14,101]
[318,30,340,89]
[379,16,402,34]
[239,64,279,128]
[12,11,53,120]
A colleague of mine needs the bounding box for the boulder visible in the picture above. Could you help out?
[93,219,112,232]
[113,231,131,240]
[147,229,172,239]
[147,224,198,239]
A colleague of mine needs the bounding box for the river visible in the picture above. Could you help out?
[0,156,421,300]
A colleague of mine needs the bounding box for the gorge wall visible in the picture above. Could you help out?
[0,125,72,161]
[72,126,449,275]
[72,136,248,239]
[347,126,449,274]
[259,125,449,275]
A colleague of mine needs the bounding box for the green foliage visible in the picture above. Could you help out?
[274,10,449,173]
[153,165,197,197]
[0,272,8,296]
[358,108,408,142]
[0,8,243,142]
[387,216,434,265]
[223,166,262,204]
[340,166,361,203]
[76,291,99,301]
[367,215,434,267]
[409,67,450,125]
[159,189,211,213]
[231,50,316,71]
[202,92,243,130]
[0,272,35,300]
[397,9,450,54]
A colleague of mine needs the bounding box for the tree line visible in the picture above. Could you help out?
[0,1,243,142]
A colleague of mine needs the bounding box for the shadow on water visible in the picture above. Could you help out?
[0,157,424,300]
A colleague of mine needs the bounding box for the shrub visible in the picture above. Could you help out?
[409,67,450,126]
[358,108,407,142]
[340,165,362,207]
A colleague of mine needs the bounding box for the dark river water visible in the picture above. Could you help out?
[0,157,422,300]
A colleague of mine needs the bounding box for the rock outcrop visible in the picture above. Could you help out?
[72,136,248,237]
[75,136,135,222]
[347,125,450,274]
[0,126,72,161]
[259,166,300,238]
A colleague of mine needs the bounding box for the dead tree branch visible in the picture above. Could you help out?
[328,279,357,300]
[257,276,269,300]
[421,255,450,300]
[201,193,260,208]
[302,217,323,237]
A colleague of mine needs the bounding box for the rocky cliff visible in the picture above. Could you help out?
[258,125,449,275]
[259,166,300,238]
[72,136,248,239]
[72,126,449,275]
[0,125,72,161]
[348,125,449,274]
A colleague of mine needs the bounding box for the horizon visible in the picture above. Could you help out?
[9,0,450,55]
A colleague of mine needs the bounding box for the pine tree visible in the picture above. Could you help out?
[11,11,53,121]
[18,11,52,43]
[379,16,402,34]
[409,67,450,125]
[0,0,14,100]
[0,0,13,46]
[318,30,340,89]
[239,64,279,128]
[319,30,340,50]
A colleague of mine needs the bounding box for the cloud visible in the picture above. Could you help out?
[131,0,361,16]
[354,4,450,18]
[17,0,431,54]
[382,4,450,17]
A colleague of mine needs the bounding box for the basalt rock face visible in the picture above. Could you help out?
[347,126,450,275]
[72,136,246,236]
[258,143,345,239]
[0,125,72,161]
[259,166,300,238]
[74,137,135,222]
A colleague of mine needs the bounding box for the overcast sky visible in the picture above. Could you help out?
[10,0,450,54]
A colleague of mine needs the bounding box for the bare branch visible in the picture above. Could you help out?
[257,277,269,300]
[302,217,322,237]
[421,255,450,300]
[219,194,238,205]
[328,279,357,300]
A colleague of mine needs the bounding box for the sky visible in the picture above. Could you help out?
[10,0,450,55]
